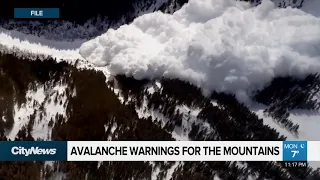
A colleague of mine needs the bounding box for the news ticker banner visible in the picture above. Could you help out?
[1,141,320,161]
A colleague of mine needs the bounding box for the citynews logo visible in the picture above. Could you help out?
[11,146,57,156]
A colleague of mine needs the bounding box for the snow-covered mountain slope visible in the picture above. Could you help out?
[7,83,70,141]
[110,74,320,177]
[0,28,83,61]
[2,54,320,179]
[0,19,110,41]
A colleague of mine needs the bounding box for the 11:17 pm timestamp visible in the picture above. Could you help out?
[282,161,308,168]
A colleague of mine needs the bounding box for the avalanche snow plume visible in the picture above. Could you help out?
[80,0,320,100]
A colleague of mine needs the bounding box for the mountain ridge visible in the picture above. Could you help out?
[0,0,315,41]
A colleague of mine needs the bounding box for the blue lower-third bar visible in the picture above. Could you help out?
[14,8,60,18]
[0,141,67,161]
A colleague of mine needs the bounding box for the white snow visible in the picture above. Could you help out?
[254,104,320,168]
[254,93,320,142]
[134,0,170,16]
[8,86,46,140]
[136,95,179,136]
[106,122,118,140]
[147,81,162,94]
[164,162,180,180]
[135,86,214,141]
[80,0,320,102]
[289,109,320,141]
[49,172,66,180]
[2,18,110,41]
[1,116,5,123]
[151,162,161,180]
[151,161,183,180]
[6,83,69,140]
[31,85,68,140]
[147,85,156,94]
[155,81,162,89]
[174,105,213,140]
[255,108,295,139]
[0,28,83,61]
[211,100,218,106]
[0,28,84,50]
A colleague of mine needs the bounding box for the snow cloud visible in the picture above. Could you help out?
[79,0,320,100]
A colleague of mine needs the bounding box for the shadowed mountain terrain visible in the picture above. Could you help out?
[1,52,320,179]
